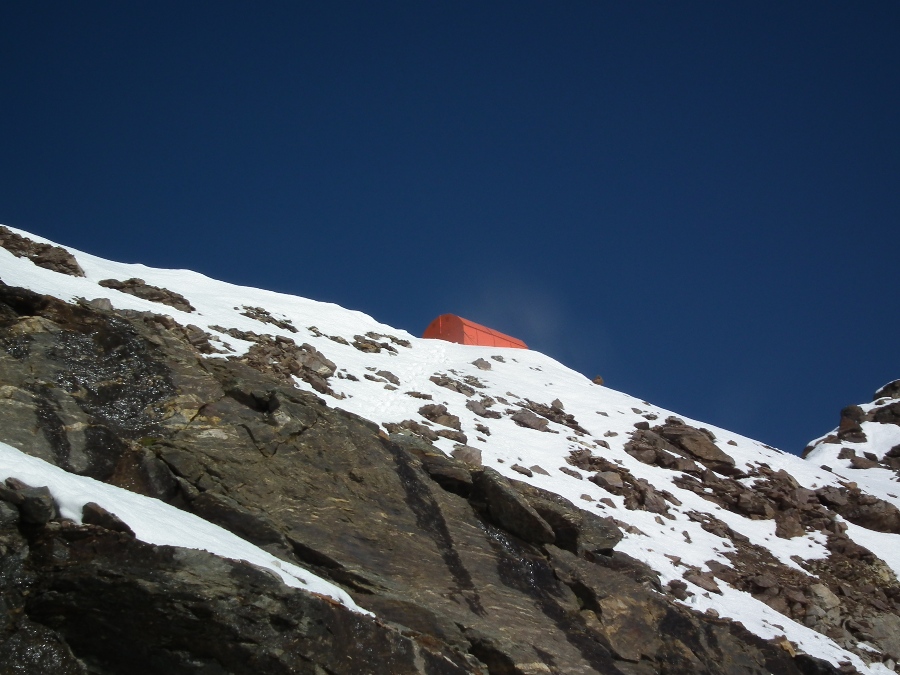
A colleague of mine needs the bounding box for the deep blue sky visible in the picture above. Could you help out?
[2,2,898,454]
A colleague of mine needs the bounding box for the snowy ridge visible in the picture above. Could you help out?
[2,225,899,673]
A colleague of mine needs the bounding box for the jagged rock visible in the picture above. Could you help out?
[592,471,624,490]
[809,583,842,612]
[510,408,549,431]
[98,278,195,313]
[518,482,623,556]
[436,429,468,444]
[775,510,805,539]
[16,525,481,674]
[817,486,849,508]
[392,433,473,496]
[471,358,491,371]
[0,226,85,276]
[1,479,57,525]
[869,614,900,662]
[365,331,411,348]
[405,390,433,400]
[0,278,869,673]
[429,374,475,397]
[418,403,462,430]
[816,485,900,534]
[470,468,555,544]
[384,419,440,442]
[683,569,722,594]
[81,502,135,536]
[451,445,482,467]
[657,423,736,472]
[376,369,400,385]
[512,400,589,435]
[230,334,339,396]
[239,305,298,332]
[352,334,397,354]
[873,401,900,425]
[836,405,868,443]
[849,456,880,470]
[874,380,900,401]
[510,463,533,477]
[464,399,501,419]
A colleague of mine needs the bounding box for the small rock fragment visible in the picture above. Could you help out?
[82,502,135,536]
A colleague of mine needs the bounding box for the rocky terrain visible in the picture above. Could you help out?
[1,225,899,674]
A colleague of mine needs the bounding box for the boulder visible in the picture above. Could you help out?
[81,502,135,536]
[470,469,555,544]
[418,403,462,430]
[1,479,57,525]
[451,445,482,467]
[98,278,195,313]
[510,408,549,431]
[0,226,85,277]
[874,380,900,401]
[657,424,736,471]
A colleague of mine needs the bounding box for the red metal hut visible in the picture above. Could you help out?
[422,314,528,349]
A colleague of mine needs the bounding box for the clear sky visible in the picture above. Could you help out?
[2,2,898,454]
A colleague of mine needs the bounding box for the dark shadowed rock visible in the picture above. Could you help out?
[2,479,57,525]
[514,481,623,555]
[20,525,482,675]
[81,502,135,536]
[390,433,474,496]
[470,468,556,544]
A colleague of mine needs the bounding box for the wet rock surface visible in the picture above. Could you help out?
[0,279,858,674]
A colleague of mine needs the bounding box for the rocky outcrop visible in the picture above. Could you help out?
[0,280,853,673]
[0,226,85,277]
[239,305,298,332]
[0,512,482,674]
[98,278,196,313]
[803,381,900,459]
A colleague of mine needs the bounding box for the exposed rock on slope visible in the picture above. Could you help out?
[98,278,196,313]
[0,280,834,674]
[0,225,84,277]
[3,226,900,674]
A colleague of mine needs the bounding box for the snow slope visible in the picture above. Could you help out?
[1,225,898,673]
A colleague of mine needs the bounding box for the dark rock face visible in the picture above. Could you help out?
[0,279,840,674]
[2,522,480,675]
